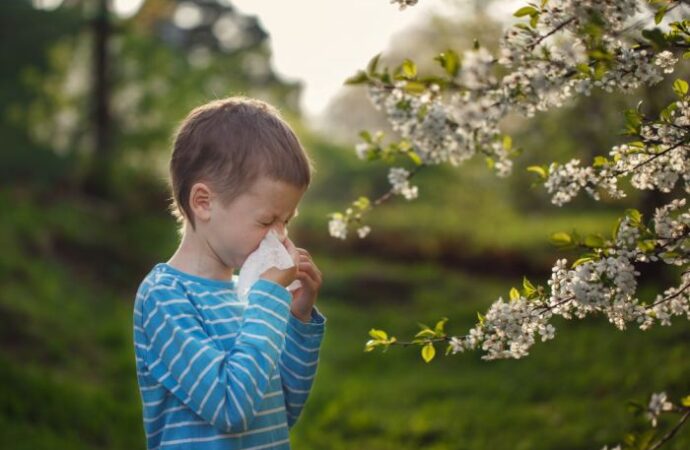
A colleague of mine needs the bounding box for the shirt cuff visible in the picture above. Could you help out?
[288,305,326,336]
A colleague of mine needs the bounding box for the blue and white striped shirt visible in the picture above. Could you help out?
[132,263,326,450]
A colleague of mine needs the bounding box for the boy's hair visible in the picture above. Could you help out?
[167,96,313,233]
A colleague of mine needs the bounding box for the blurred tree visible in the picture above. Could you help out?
[6,0,302,200]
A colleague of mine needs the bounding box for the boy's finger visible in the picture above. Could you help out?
[298,262,322,285]
[284,238,301,264]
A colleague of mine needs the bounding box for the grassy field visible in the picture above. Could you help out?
[1,184,688,450]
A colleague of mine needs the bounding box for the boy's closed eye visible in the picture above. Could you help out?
[259,219,290,227]
[257,210,298,227]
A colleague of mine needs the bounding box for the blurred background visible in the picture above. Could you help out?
[1,0,688,449]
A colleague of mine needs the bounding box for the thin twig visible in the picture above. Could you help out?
[648,409,690,450]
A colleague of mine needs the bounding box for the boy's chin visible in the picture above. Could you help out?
[237,254,251,268]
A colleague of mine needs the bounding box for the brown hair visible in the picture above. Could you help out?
[167,96,312,233]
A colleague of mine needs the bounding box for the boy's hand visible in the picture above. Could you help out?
[290,246,322,323]
[259,238,300,288]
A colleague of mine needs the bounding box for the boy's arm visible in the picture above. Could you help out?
[140,278,291,433]
[279,306,326,428]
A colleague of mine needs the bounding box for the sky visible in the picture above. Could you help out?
[33,0,510,119]
[230,0,452,119]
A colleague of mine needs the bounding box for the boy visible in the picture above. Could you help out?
[132,97,326,450]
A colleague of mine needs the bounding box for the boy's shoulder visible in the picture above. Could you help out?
[135,263,183,300]
[136,263,239,302]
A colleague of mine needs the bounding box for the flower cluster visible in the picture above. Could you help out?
[387,167,418,200]
[366,0,676,202]
[328,216,348,240]
[359,0,690,364]
[446,198,689,360]
[449,296,557,360]
[545,125,690,207]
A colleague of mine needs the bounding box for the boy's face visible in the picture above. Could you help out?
[202,176,305,272]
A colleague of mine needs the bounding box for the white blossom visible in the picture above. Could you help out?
[646,392,674,427]
[328,216,348,240]
[387,166,419,200]
[654,50,678,74]
[357,226,371,239]
[355,142,370,160]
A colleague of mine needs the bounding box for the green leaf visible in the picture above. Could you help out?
[367,53,382,75]
[353,196,371,212]
[549,231,573,247]
[434,317,449,334]
[402,81,426,94]
[421,343,436,363]
[364,339,379,352]
[571,257,593,268]
[655,6,668,25]
[523,276,536,295]
[681,395,690,407]
[624,108,642,132]
[593,156,609,167]
[527,165,548,179]
[576,63,591,75]
[625,208,643,225]
[477,312,486,326]
[434,49,460,77]
[530,14,539,29]
[400,59,417,79]
[369,329,388,341]
[415,329,436,338]
[408,151,423,166]
[486,157,495,170]
[661,101,678,122]
[509,287,520,301]
[637,240,656,253]
[345,70,369,85]
[514,6,538,17]
[417,104,429,120]
[613,217,623,240]
[624,433,636,446]
[673,79,688,97]
[641,28,667,48]
[503,135,512,150]
[584,234,605,248]
[683,51,690,60]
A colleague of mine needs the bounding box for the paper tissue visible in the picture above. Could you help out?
[236,229,302,302]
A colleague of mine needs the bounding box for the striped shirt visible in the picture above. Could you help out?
[132,263,326,450]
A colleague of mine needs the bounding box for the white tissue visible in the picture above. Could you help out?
[237,229,301,302]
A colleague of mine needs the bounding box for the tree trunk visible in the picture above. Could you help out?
[83,0,112,198]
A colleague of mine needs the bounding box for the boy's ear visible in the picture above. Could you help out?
[189,182,213,222]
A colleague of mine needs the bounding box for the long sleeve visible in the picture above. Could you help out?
[141,278,291,434]
[279,306,326,428]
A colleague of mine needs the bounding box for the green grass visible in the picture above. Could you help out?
[0,188,687,450]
